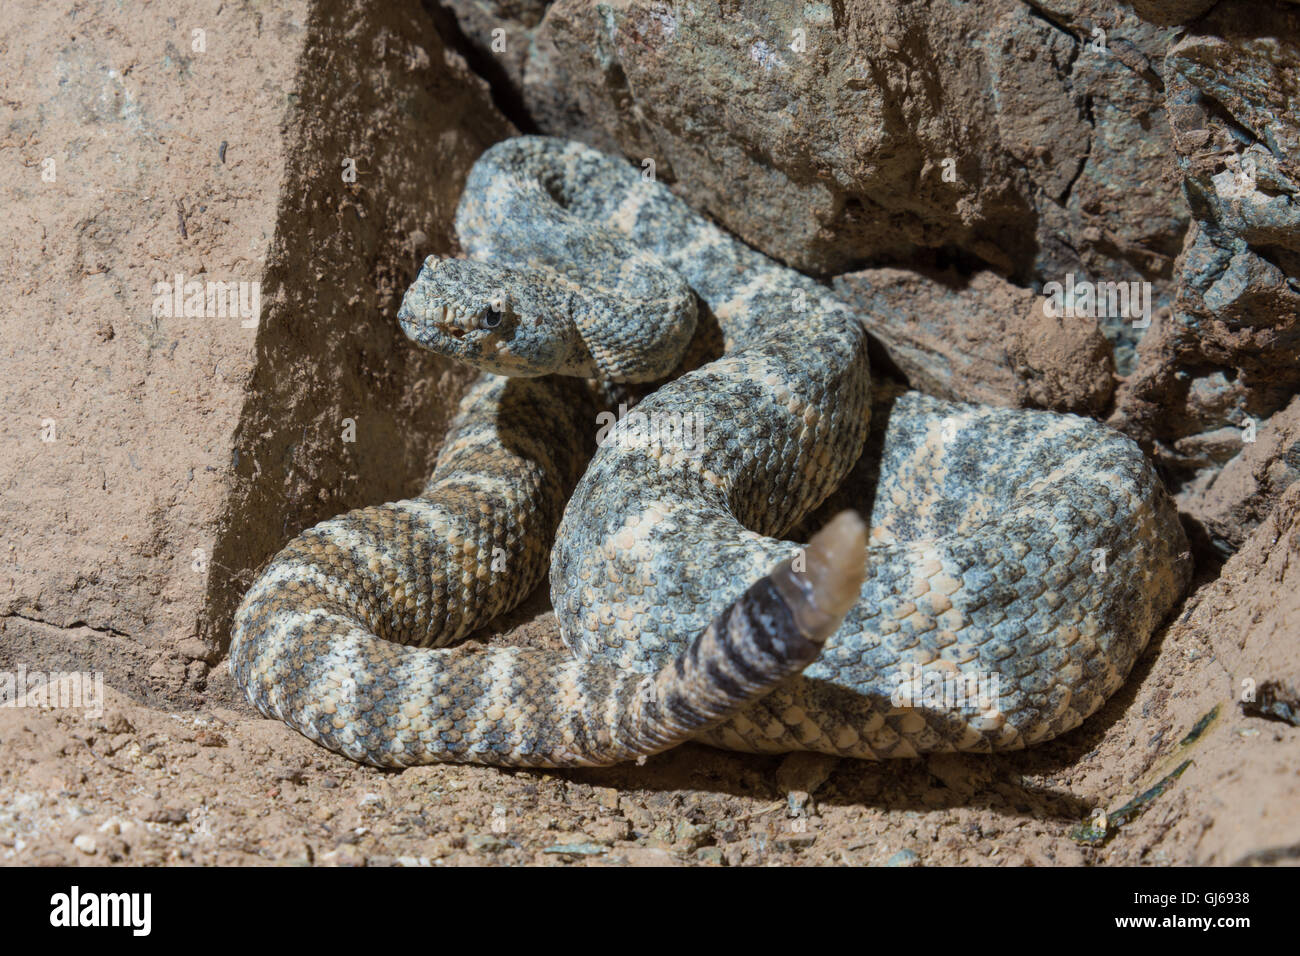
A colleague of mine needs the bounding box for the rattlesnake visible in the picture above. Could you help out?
[230,136,1191,767]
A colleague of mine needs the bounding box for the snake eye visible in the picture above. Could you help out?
[479,308,502,329]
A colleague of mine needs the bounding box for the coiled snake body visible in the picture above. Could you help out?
[230,137,1191,767]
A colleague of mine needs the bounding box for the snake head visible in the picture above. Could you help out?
[398,257,590,377]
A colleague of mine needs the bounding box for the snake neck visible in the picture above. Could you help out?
[566,275,699,383]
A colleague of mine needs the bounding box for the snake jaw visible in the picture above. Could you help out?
[398,299,493,358]
[425,304,481,337]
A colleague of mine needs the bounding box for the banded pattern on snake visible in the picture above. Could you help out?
[229,136,1191,767]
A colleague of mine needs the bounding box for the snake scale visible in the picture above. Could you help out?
[230,136,1192,768]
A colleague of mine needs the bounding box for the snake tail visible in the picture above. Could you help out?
[614,509,868,761]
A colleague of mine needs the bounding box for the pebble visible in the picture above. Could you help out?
[776,752,838,796]
[102,712,134,735]
[467,833,510,852]
[673,820,712,850]
[142,806,189,825]
[776,830,818,850]
[696,846,725,865]
[587,818,630,844]
[619,846,679,867]
[886,849,921,867]
[73,834,97,855]
[542,842,606,855]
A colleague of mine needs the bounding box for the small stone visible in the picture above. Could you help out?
[542,842,607,856]
[177,638,211,661]
[776,830,818,850]
[73,834,97,855]
[620,846,679,867]
[323,844,365,867]
[673,820,712,850]
[102,712,133,735]
[588,817,630,844]
[776,751,838,796]
[696,846,725,865]
[467,833,510,853]
[142,807,188,824]
[886,849,921,867]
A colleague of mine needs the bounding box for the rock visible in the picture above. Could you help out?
[0,0,514,694]
[885,848,921,866]
[775,830,818,850]
[142,806,189,825]
[1022,2,1188,373]
[672,820,712,851]
[1178,481,1300,706]
[1179,395,1300,555]
[695,846,725,865]
[442,0,551,96]
[467,833,511,852]
[775,751,838,797]
[835,268,1038,408]
[523,0,1055,274]
[72,834,97,855]
[1008,299,1116,415]
[836,267,1116,414]
[322,843,366,867]
[587,817,630,844]
[176,638,214,662]
[618,846,680,866]
[541,841,607,855]
[1110,0,1300,552]
[100,712,134,736]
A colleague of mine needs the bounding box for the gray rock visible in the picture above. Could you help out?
[1111,0,1300,552]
